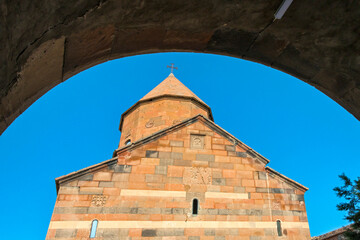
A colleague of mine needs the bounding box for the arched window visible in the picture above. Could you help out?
[192,198,199,215]
[125,139,131,146]
[276,220,282,236]
[90,219,98,238]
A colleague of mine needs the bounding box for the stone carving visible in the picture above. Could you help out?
[91,195,107,207]
[184,167,211,185]
[190,135,205,149]
[272,201,281,210]
[145,120,154,128]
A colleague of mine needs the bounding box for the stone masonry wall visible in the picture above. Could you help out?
[47,120,310,239]
[119,98,210,147]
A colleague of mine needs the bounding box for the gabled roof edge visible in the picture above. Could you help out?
[265,166,309,192]
[56,114,307,194]
[311,224,352,240]
[114,114,269,165]
[55,157,117,193]
[198,116,270,165]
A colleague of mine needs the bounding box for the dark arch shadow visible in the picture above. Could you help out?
[1,0,359,135]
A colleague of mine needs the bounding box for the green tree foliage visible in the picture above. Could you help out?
[333,173,360,239]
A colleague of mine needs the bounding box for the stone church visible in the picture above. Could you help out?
[46,73,311,239]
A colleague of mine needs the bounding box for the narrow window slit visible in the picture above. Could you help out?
[192,198,199,215]
[276,220,282,236]
[90,219,98,238]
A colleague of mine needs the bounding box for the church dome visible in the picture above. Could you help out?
[118,73,213,146]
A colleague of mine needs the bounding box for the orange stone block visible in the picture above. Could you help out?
[132,165,155,174]
[103,187,120,195]
[223,169,236,178]
[141,157,160,165]
[93,172,112,181]
[242,179,255,187]
[167,165,184,177]
[129,229,142,237]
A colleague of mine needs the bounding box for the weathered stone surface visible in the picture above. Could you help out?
[1,0,360,136]
[196,154,215,162]
[55,229,77,238]
[48,84,311,239]
[142,229,157,237]
[146,150,159,158]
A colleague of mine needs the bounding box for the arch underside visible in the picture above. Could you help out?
[1,0,360,134]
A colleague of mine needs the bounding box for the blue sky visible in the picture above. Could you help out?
[0,52,359,239]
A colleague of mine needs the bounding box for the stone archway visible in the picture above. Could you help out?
[1,0,359,134]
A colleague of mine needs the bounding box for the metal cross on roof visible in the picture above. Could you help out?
[167,63,178,73]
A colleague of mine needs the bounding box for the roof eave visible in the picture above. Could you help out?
[55,157,117,194]
[265,166,309,192]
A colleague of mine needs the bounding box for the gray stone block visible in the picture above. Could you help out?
[88,207,104,214]
[54,207,88,214]
[78,173,93,181]
[99,181,114,187]
[264,228,274,236]
[250,236,262,240]
[113,165,132,173]
[130,208,138,214]
[258,171,267,180]
[228,228,238,235]
[234,186,245,193]
[246,150,257,158]
[170,141,184,147]
[55,229,77,238]
[205,229,215,236]
[157,228,184,236]
[289,194,305,201]
[142,229,157,237]
[206,209,219,215]
[119,229,129,236]
[171,152,183,160]
[189,237,200,240]
[146,150,159,158]
[174,159,192,166]
[196,154,215,162]
[160,158,174,166]
[155,166,167,175]
[218,209,229,215]
[236,152,247,158]
[212,178,225,185]
[247,209,263,216]
[102,229,120,238]
[285,189,295,194]
[214,237,225,240]
[272,188,285,194]
[271,210,283,216]
[225,145,235,151]
[159,151,172,159]
[171,208,184,214]
[138,207,161,214]
[256,187,268,193]
[167,177,183,184]
[161,208,172,214]
[210,162,234,169]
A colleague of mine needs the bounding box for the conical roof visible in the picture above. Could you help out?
[140,73,206,105]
